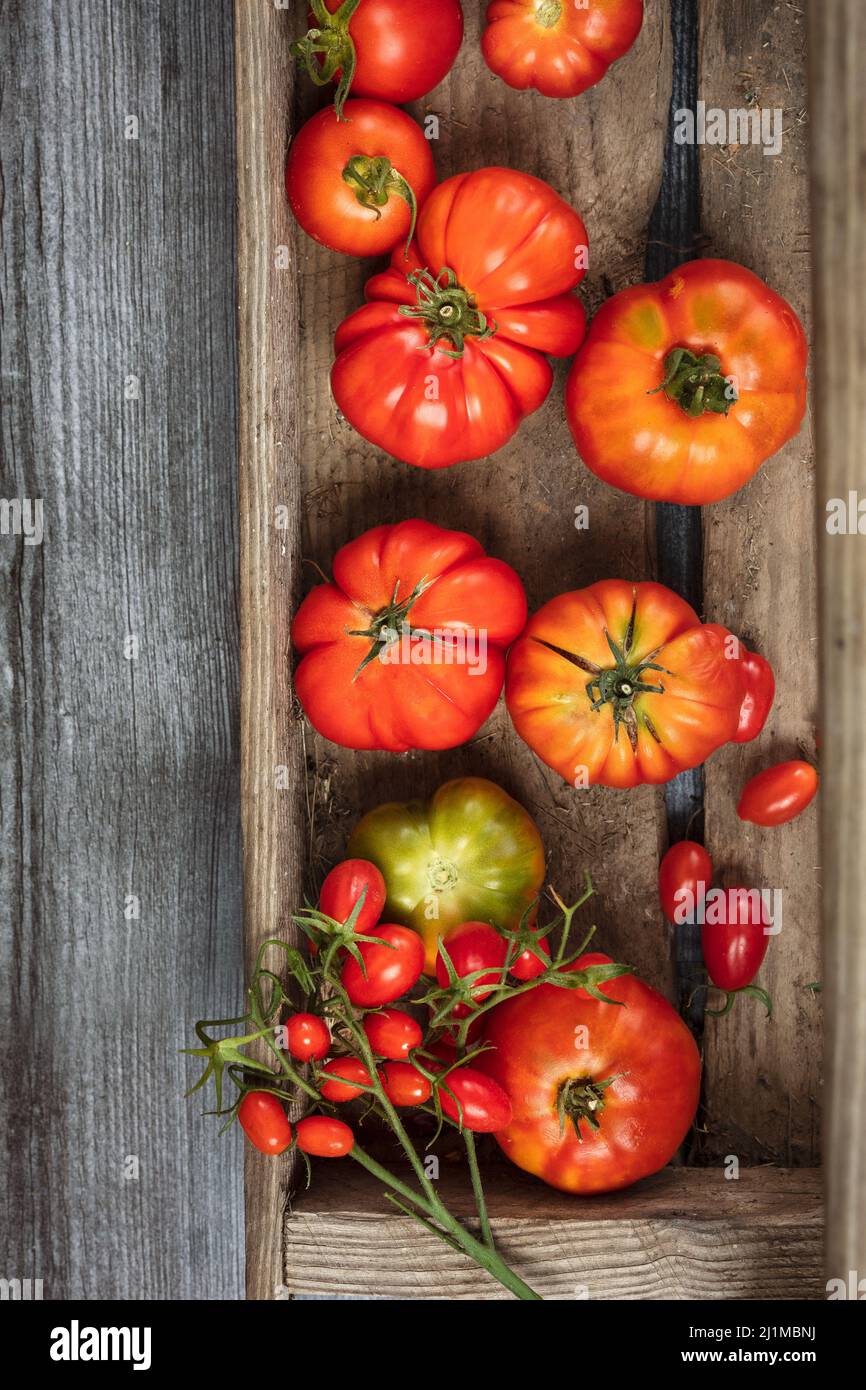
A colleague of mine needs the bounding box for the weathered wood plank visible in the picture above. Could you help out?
[808,0,866,1288]
[284,1165,823,1300]
[0,0,243,1298]
[698,0,821,1166]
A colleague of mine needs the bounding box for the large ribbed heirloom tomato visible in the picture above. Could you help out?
[477,955,701,1194]
[482,0,644,99]
[331,167,588,468]
[506,579,759,788]
[566,259,808,504]
[347,777,545,972]
[291,520,526,752]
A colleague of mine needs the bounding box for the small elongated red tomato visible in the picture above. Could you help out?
[658,841,713,925]
[286,1012,331,1063]
[482,0,644,99]
[286,100,436,258]
[319,1057,373,1102]
[738,759,819,826]
[437,1068,513,1132]
[734,651,776,743]
[379,1061,432,1107]
[363,1008,423,1059]
[435,921,508,1017]
[340,925,426,1007]
[296,1115,354,1158]
[509,935,550,980]
[320,859,386,934]
[238,1092,293,1155]
[701,887,772,1015]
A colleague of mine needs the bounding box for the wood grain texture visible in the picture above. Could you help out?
[0,0,243,1298]
[808,0,866,1287]
[697,0,821,1166]
[284,1164,822,1300]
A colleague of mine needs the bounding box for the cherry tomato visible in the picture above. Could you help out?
[238,1091,292,1156]
[296,1115,354,1158]
[363,1008,423,1059]
[320,859,386,933]
[319,1057,373,1102]
[379,1061,432,1107]
[509,935,550,981]
[286,1012,331,1063]
[340,925,426,1007]
[734,650,776,744]
[286,100,436,258]
[737,760,819,827]
[701,887,772,1016]
[438,1068,513,1132]
[435,921,508,1017]
[658,841,713,925]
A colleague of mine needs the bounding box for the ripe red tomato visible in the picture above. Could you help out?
[286,1012,331,1063]
[506,580,747,788]
[482,0,644,99]
[658,841,713,924]
[436,921,508,1017]
[319,1057,373,1102]
[296,1115,354,1158]
[734,650,776,743]
[363,1008,422,1059]
[295,0,464,116]
[379,1061,432,1107]
[340,925,426,1007]
[286,100,436,258]
[238,1091,293,1156]
[737,760,819,827]
[701,888,770,993]
[292,520,527,752]
[566,260,808,504]
[477,963,701,1193]
[509,935,551,981]
[319,859,386,933]
[437,1068,513,1132]
[332,168,588,468]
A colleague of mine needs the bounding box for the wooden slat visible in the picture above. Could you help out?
[808,0,866,1290]
[284,1164,822,1300]
[235,0,306,1301]
[698,0,821,1165]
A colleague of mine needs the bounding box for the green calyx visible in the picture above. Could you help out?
[649,347,738,418]
[557,1073,625,1143]
[347,574,433,678]
[536,0,563,28]
[291,0,363,121]
[342,155,418,256]
[534,594,670,752]
[398,267,498,358]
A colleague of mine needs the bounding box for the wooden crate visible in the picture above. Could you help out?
[235,0,865,1298]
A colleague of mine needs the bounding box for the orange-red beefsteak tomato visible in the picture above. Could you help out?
[477,954,701,1194]
[291,519,527,751]
[566,259,808,504]
[482,0,644,99]
[331,167,588,468]
[505,579,754,788]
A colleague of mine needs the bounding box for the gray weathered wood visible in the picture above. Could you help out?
[808,0,866,1291]
[0,0,243,1299]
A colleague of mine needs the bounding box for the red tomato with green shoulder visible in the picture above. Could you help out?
[296,1115,354,1158]
[658,841,713,924]
[238,1092,293,1156]
[286,100,436,258]
[294,0,464,117]
[319,1057,373,1102]
[477,963,700,1193]
[566,259,808,504]
[379,1061,432,1107]
[482,0,644,99]
[292,520,527,752]
[331,168,588,469]
[340,925,426,1007]
[506,580,748,788]
[437,1068,513,1132]
[701,887,772,1016]
[286,1012,331,1063]
[737,760,819,826]
[363,1008,423,1059]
